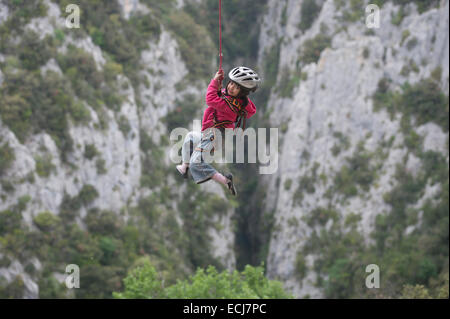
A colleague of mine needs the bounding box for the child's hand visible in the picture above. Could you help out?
[214,69,225,83]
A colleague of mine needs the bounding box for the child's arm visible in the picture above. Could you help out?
[245,98,257,119]
[205,71,230,113]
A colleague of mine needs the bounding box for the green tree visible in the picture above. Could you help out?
[114,260,292,299]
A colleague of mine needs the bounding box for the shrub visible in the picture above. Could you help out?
[1,0,48,33]
[0,209,23,236]
[78,184,99,206]
[406,37,418,50]
[0,93,32,143]
[300,34,331,65]
[299,0,321,31]
[393,0,440,14]
[373,77,449,132]
[400,284,431,299]
[114,261,293,299]
[294,163,320,206]
[0,69,75,159]
[400,79,449,131]
[306,207,339,227]
[117,115,131,137]
[96,158,107,175]
[59,192,82,221]
[56,46,104,109]
[35,155,56,178]
[331,132,351,156]
[69,101,91,124]
[339,0,364,23]
[284,178,292,190]
[17,32,55,70]
[163,95,199,132]
[33,211,61,232]
[16,195,31,213]
[333,142,376,198]
[295,253,308,281]
[38,275,67,299]
[84,144,99,160]
[0,275,25,298]
[104,61,123,83]
[278,68,301,98]
[167,11,215,80]
[85,209,121,236]
[113,259,165,299]
[391,5,405,26]
[0,141,15,175]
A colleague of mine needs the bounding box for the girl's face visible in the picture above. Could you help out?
[227,81,241,97]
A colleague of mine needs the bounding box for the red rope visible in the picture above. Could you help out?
[219,0,223,71]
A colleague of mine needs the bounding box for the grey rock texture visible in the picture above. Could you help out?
[258,0,449,298]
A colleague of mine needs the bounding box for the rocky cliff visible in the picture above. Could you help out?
[0,0,448,299]
[258,0,448,298]
[0,0,235,298]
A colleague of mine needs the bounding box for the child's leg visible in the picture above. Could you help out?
[178,131,201,174]
[212,172,236,196]
[211,172,228,185]
[189,129,237,195]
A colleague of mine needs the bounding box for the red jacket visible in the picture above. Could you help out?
[202,79,257,131]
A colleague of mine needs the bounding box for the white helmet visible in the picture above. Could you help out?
[228,66,261,91]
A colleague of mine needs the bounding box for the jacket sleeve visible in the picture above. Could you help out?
[245,98,257,119]
[205,79,230,113]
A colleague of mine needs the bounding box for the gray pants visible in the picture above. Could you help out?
[183,128,225,184]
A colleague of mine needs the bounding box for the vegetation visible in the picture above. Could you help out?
[184,0,268,65]
[0,178,236,298]
[334,0,365,23]
[114,260,292,299]
[372,0,440,14]
[96,158,107,175]
[0,140,15,176]
[162,95,200,132]
[277,67,307,98]
[166,11,215,80]
[294,163,320,206]
[294,252,308,281]
[332,142,377,199]
[0,69,75,160]
[1,0,447,301]
[84,144,99,160]
[253,41,281,112]
[299,0,322,32]
[331,132,351,157]
[296,80,449,298]
[299,34,332,66]
[373,77,449,132]
[35,155,56,178]
[0,0,48,37]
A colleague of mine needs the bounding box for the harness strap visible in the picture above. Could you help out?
[212,117,234,129]
[213,91,248,130]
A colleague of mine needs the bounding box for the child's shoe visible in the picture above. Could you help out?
[176,165,189,179]
[224,173,237,196]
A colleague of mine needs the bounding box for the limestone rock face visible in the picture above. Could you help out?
[0,0,235,298]
[258,0,449,298]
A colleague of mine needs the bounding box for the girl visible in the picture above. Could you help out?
[176,66,261,196]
